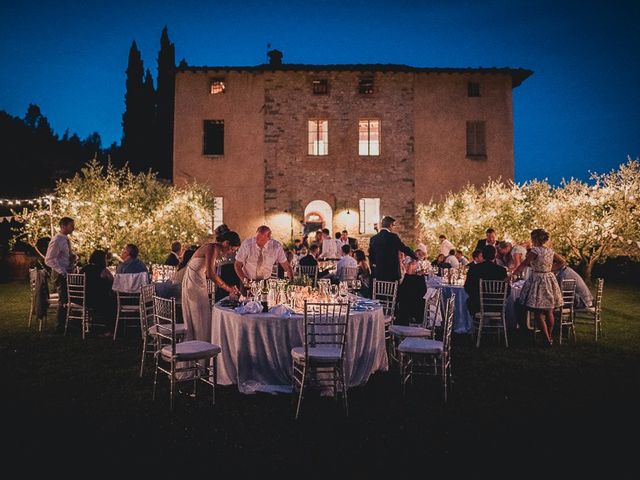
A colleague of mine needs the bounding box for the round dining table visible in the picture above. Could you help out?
[211,302,388,394]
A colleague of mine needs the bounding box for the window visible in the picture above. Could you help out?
[213,197,224,230]
[359,78,374,95]
[466,121,486,158]
[210,79,226,94]
[308,120,328,155]
[203,120,224,155]
[359,119,380,156]
[312,79,329,95]
[468,82,480,97]
[359,198,380,234]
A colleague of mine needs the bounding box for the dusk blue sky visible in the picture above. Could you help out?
[1,0,638,184]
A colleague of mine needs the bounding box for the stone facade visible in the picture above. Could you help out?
[173,60,531,246]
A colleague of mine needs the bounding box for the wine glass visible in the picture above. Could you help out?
[338,281,348,302]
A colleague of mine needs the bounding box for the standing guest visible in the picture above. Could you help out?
[438,235,456,257]
[81,249,115,335]
[463,244,508,316]
[319,228,338,259]
[497,240,528,272]
[163,241,181,266]
[116,244,148,274]
[45,217,77,333]
[214,225,242,302]
[183,231,241,342]
[354,249,372,297]
[234,225,294,290]
[455,249,470,266]
[368,216,416,282]
[513,228,566,347]
[475,228,499,251]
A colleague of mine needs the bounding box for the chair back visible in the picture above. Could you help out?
[296,265,318,286]
[29,267,38,290]
[422,287,442,333]
[303,301,350,360]
[594,277,604,313]
[66,273,86,306]
[478,279,508,315]
[442,294,455,361]
[372,279,398,317]
[140,283,156,336]
[153,295,177,355]
[338,266,358,282]
[560,279,577,312]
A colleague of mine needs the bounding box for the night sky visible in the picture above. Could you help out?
[1,0,638,184]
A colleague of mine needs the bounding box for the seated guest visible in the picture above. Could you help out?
[396,256,427,326]
[455,249,470,266]
[81,249,115,333]
[354,249,371,297]
[555,265,593,309]
[299,243,330,278]
[431,254,451,275]
[116,244,148,274]
[335,244,357,280]
[163,241,181,266]
[463,245,508,315]
[471,249,484,264]
[444,249,460,268]
[342,230,358,251]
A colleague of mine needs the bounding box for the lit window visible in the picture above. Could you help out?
[308,120,328,156]
[203,120,224,155]
[312,79,328,95]
[210,79,226,94]
[359,78,374,95]
[359,119,380,156]
[213,197,224,229]
[359,198,380,234]
[468,82,480,97]
[466,121,486,158]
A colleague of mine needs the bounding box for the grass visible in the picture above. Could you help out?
[2,279,639,474]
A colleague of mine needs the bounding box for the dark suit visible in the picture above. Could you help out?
[368,229,416,281]
[164,252,180,266]
[298,254,318,267]
[474,239,499,252]
[463,261,508,315]
[348,237,358,251]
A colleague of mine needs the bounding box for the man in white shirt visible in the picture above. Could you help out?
[438,235,455,257]
[45,216,76,333]
[335,244,358,280]
[234,225,294,289]
[444,249,460,268]
[318,228,338,259]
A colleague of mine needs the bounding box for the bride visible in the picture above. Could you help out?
[182,231,241,342]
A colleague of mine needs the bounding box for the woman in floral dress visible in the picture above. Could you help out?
[513,229,566,346]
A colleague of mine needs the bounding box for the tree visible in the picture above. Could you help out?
[155,25,176,179]
[14,160,215,264]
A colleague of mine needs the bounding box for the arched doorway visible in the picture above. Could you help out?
[303,200,332,235]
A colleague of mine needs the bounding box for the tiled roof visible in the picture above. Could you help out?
[177,63,533,87]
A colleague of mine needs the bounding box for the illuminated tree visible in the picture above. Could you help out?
[15,160,215,265]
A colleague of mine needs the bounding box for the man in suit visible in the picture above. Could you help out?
[163,241,181,266]
[464,244,508,315]
[475,228,499,252]
[341,230,359,251]
[368,216,416,282]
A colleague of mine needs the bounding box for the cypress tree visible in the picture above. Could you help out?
[155,26,175,179]
[122,40,148,173]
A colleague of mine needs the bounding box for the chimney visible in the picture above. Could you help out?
[267,49,283,66]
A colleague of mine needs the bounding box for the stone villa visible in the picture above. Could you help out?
[173,50,532,245]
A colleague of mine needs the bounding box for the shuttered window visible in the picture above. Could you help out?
[466,121,486,158]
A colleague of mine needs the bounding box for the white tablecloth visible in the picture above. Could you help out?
[212,303,388,394]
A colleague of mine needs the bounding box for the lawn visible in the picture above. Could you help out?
[1,279,639,474]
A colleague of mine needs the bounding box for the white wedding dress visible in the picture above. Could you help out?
[181,256,212,342]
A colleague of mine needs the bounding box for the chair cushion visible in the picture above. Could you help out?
[291,346,342,364]
[398,337,443,354]
[161,340,221,361]
[389,324,432,338]
[149,323,187,337]
[575,307,596,314]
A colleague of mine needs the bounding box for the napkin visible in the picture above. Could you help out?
[235,300,263,314]
[268,304,295,317]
